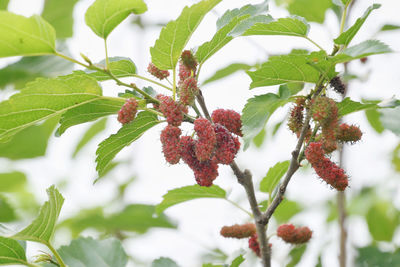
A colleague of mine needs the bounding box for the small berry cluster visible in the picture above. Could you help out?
[305,142,348,191]
[147,62,170,80]
[288,97,306,137]
[178,51,199,105]
[219,223,264,257]
[277,224,312,244]
[117,98,138,124]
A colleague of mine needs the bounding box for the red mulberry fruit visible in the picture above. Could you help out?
[179,62,192,82]
[220,223,256,239]
[288,98,305,135]
[330,76,346,94]
[157,94,188,126]
[337,123,362,143]
[118,98,138,124]
[248,234,261,257]
[180,50,198,72]
[160,125,181,164]
[277,224,312,244]
[211,109,242,136]
[194,118,216,161]
[311,96,338,127]
[179,77,199,106]
[147,63,169,80]
[214,124,239,164]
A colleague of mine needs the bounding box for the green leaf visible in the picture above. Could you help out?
[392,143,400,172]
[260,161,290,194]
[196,2,270,65]
[85,0,147,39]
[242,16,310,37]
[0,236,27,266]
[230,255,245,267]
[72,118,108,157]
[366,201,399,242]
[253,128,266,148]
[0,172,26,193]
[241,85,292,149]
[156,185,226,214]
[12,185,64,244]
[332,40,392,64]
[286,245,307,267]
[202,63,252,85]
[281,0,332,24]
[274,199,302,223]
[58,237,128,267]
[42,0,79,39]
[150,0,222,70]
[82,57,137,81]
[379,24,400,32]
[334,4,381,46]
[0,117,58,159]
[0,0,9,10]
[247,51,334,88]
[0,74,103,142]
[365,109,384,134]
[356,246,400,267]
[152,257,180,267]
[0,54,73,89]
[0,11,56,57]
[337,98,378,117]
[0,196,17,222]
[60,204,175,237]
[96,111,160,176]
[380,106,400,136]
[56,98,123,136]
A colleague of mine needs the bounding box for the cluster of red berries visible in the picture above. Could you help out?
[219,223,262,257]
[277,224,312,244]
[147,63,170,80]
[117,98,138,124]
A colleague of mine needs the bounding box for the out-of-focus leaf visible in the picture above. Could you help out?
[365,109,384,133]
[42,0,79,39]
[0,172,26,193]
[260,161,290,194]
[274,199,303,223]
[252,128,266,148]
[356,246,400,267]
[379,24,400,32]
[0,236,27,265]
[366,201,399,242]
[380,106,400,136]
[275,0,332,23]
[332,40,392,64]
[337,98,377,117]
[392,143,400,172]
[156,185,226,214]
[58,237,128,267]
[0,196,17,222]
[152,257,180,267]
[230,255,245,267]
[202,63,252,85]
[286,245,307,267]
[73,118,108,157]
[0,0,9,10]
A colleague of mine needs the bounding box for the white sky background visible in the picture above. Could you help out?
[2,0,400,266]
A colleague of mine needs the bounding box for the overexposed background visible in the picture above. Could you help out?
[1,0,400,266]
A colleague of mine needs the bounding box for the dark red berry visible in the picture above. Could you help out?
[330,76,346,94]
[213,124,239,165]
[118,98,138,124]
[248,234,261,257]
[220,223,256,239]
[160,125,181,164]
[211,109,242,136]
[194,118,216,161]
[157,94,188,126]
[277,224,312,244]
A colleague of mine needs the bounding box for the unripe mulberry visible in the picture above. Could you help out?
[311,96,338,127]
[288,98,305,135]
[214,124,240,165]
[118,98,138,124]
[160,125,181,164]
[179,62,192,81]
[147,63,170,80]
[305,142,348,191]
[277,224,312,244]
[179,77,198,105]
[211,109,242,136]
[194,118,216,161]
[330,76,346,95]
[337,123,362,143]
[220,223,256,239]
[248,234,261,257]
[321,126,338,153]
[157,94,188,126]
[180,50,198,72]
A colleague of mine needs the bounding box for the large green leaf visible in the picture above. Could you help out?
[0,236,27,266]
[247,51,334,88]
[150,0,222,70]
[82,57,137,81]
[42,0,79,39]
[196,2,269,65]
[202,63,252,85]
[0,196,16,222]
[12,186,64,244]
[0,117,58,159]
[241,85,292,149]
[337,98,378,117]
[286,245,307,267]
[366,201,399,242]
[242,16,310,38]
[156,185,226,214]
[58,237,128,267]
[332,40,392,64]
[0,54,73,89]
[85,0,147,39]
[0,172,26,193]
[73,118,108,157]
[356,246,400,267]
[0,0,9,10]
[230,255,245,267]
[60,204,175,237]
[334,4,381,46]
[0,11,56,57]
[0,74,103,142]
[365,109,384,134]
[260,161,290,194]
[381,106,400,136]
[152,257,179,267]
[276,0,332,24]
[96,111,160,176]
[56,97,123,136]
